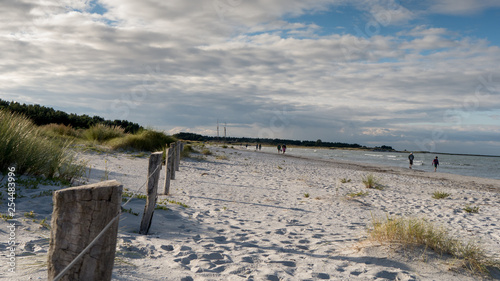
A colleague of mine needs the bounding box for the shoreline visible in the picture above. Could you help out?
[240,147,500,192]
[228,142,500,158]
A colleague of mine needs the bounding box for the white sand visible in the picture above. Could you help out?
[1,145,500,280]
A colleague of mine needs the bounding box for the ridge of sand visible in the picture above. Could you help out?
[1,145,499,280]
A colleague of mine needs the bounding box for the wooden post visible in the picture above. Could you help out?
[161,147,173,195]
[175,141,181,172]
[48,180,122,281]
[139,152,163,235]
[170,142,176,180]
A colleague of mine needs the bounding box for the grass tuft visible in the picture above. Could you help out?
[432,191,451,199]
[24,211,36,219]
[180,144,196,159]
[155,205,169,211]
[369,215,499,275]
[39,217,50,229]
[167,200,189,208]
[362,174,383,189]
[340,178,352,183]
[1,214,13,221]
[347,191,369,198]
[463,205,480,213]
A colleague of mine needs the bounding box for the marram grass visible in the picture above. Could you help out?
[83,123,125,142]
[0,110,86,181]
[108,129,175,152]
[40,123,79,138]
[369,215,500,275]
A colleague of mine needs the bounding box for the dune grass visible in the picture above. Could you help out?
[369,215,500,275]
[83,124,125,142]
[108,129,176,152]
[40,123,80,138]
[0,110,85,181]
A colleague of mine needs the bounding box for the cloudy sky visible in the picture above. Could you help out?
[1,0,500,155]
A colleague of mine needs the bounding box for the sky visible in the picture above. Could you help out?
[1,0,500,156]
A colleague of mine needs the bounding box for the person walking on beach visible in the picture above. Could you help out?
[258,144,262,150]
[282,144,287,154]
[432,156,439,172]
[408,152,414,169]
[277,144,281,153]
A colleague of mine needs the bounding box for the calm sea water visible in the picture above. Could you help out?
[255,146,500,180]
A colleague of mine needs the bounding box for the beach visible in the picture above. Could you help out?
[2,145,500,280]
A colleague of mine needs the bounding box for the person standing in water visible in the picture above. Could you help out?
[277,144,281,153]
[408,152,414,169]
[432,156,439,172]
[282,144,287,154]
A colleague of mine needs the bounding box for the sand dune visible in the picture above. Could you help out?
[2,145,499,280]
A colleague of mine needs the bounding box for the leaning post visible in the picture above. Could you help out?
[139,151,163,235]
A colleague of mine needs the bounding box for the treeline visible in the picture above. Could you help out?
[173,132,394,150]
[0,99,142,133]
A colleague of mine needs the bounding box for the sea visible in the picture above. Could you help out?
[255,146,500,180]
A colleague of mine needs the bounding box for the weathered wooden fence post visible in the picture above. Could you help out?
[161,146,173,195]
[170,142,176,180]
[175,141,181,172]
[139,151,163,235]
[48,180,123,281]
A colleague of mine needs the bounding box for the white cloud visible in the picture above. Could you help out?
[1,0,499,154]
[404,25,451,37]
[363,0,416,25]
[427,0,500,15]
[400,35,457,50]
